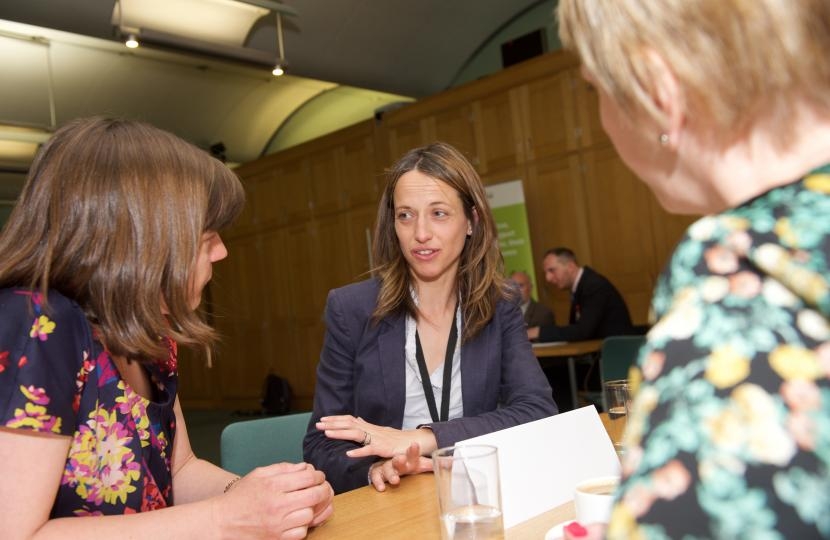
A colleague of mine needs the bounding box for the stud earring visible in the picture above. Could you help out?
[659,133,669,146]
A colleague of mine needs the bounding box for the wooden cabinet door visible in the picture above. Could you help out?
[580,144,658,325]
[649,197,699,276]
[256,158,311,226]
[346,203,378,280]
[387,119,426,162]
[340,134,378,208]
[574,72,610,149]
[524,154,592,321]
[518,70,580,161]
[210,235,270,408]
[281,222,320,409]
[427,105,479,168]
[309,148,343,217]
[472,89,524,174]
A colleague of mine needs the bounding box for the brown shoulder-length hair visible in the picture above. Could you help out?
[0,117,245,364]
[371,142,514,342]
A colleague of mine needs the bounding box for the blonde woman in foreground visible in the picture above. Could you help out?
[557,0,830,538]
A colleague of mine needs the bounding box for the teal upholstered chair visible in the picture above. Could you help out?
[578,335,646,411]
[599,335,646,382]
[220,411,312,476]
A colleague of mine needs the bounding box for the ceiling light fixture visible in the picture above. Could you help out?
[125,33,139,48]
[272,11,287,77]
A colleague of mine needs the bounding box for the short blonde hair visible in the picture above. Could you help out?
[558,0,830,140]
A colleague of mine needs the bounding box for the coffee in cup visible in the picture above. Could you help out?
[574,475,619,524]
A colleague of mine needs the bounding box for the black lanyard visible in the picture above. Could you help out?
[414,316,458,423]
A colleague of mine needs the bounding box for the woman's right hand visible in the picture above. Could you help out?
[367,442,433,492]
[216,462,334,539]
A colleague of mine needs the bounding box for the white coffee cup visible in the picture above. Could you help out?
[574,475,620,524]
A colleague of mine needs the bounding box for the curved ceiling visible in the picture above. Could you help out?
[0,0,548,170]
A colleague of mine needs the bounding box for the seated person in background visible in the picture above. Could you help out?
[527,247,633,342]
[558,0,830,537]
[509,270,555,329]
[304,142,558,494]
[0,117,333,538]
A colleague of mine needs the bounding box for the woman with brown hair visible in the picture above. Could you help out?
[304,142,557,493]
[0,117,333,538]
[556,0,830,538]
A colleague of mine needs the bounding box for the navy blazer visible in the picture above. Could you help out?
[303,278,558,493]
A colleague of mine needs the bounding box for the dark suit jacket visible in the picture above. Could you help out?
[524,299,555,328]
[303,278,558,493]
[538,266,633,342]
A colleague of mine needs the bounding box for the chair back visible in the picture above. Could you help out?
[599,335,646,382]
[220,411,312,476]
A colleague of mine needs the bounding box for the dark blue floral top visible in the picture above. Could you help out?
[610,167,830,538]
[0,288,178,516]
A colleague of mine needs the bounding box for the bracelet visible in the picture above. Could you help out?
[223,476,241,493]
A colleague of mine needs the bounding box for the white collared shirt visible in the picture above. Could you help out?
[401,307,464,429]
[571,267,585,295]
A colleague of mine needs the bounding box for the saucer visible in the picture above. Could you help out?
[544,520,576,540]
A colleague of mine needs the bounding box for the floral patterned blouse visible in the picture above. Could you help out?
[0,288,178,517]
[609,167,830,538]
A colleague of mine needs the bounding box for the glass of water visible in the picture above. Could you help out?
[432,444,504,540]
[603,379,632,457]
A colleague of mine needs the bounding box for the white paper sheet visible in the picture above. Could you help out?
[458,406,620,529]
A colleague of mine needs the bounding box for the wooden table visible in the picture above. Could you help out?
[307,473,574,539]
[532,339,603,409]
[308,413,616,539]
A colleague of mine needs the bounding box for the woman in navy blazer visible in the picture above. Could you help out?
[303,142,558,494]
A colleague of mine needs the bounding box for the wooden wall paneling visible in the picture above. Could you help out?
[339,133,379,208]
[387,118,427,163]
[346,203,378,280]
[258,227,305,406]
[648,197,699,277]
[428,105,480,169]
[227,174,258,238]
[518,69,580,161]
[574,70,610,149]
[279,222,321,411]
[252,169,281,227]
[309,147,343,217]
[209,235,270,409]
[471,89,525,175]
[524,154,592,322]
[272,156,311,225]
[579,144,658,325]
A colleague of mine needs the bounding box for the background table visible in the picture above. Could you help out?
[533,339,603,409]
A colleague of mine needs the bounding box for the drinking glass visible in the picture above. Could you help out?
[603,379,631,457]
[432,444,504,540]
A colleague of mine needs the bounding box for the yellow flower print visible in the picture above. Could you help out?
[769,345,823,381]
[608,503,647,540]
[63,407,140,506]
[29,315,56,341]
[6,401,63,433]
[755,244,829,305]
[732,384,796,466]
[804,173,830,194]
[796,309,830,341]
[774,218,799,248]
[705,345,750,389]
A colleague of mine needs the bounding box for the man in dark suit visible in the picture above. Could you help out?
[509,270,555,329]
[527,247,633,342]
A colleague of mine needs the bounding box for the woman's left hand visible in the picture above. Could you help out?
[316,415,437,458]
[368,442,434,492]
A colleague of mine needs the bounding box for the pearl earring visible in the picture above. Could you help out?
[659,133,669,146]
